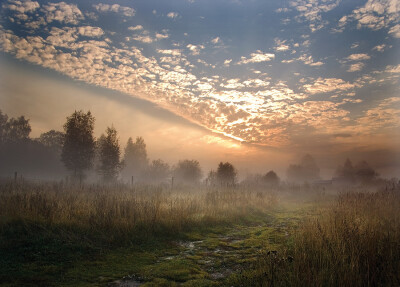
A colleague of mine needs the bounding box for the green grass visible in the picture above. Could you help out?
[1,181,398,286]
[0,209,290,286]
[0,181,283,286]
[230,190,400,287]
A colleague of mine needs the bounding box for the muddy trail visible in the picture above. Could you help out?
[109,208,303,287]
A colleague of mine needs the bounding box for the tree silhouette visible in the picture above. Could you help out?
[0,110,8,144]
[122,136,148,182]
[146,159,170,183]
[263,170,280,186]
[335,158,355,183]
[1,115,31,143]
[38,130,65,152]
[206,170,217,186]
[0,110,66,179]
[287,154,320,183]
[97,126,121,183]
[174,159,202,184]
[217,162,237,186]
[354,160,378,183]
[61,110,96,182]
[335,158,378,184]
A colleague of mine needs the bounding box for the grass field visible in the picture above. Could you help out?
[0,180,399,286]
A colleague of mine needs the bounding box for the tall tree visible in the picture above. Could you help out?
[335,158,378,184]
[335,158,355,183]
[354,160,378,183]
[263,170,280,186]
[61,110,96,181]
[122,136,148,181]
[145,159,170,183]
[217,162,237,186]
[174,159,202,184]
[97,126,121,183]
[206,170,218,186]
[3,115,31,143]
[38,130,65,152]
[0,111,67,179]
[0,110,8,144]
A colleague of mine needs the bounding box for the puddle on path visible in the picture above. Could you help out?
[109,275,144,287]
[111,213,295,285]
[109,279,142,287]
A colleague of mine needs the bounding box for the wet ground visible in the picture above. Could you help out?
[109,209,302,286]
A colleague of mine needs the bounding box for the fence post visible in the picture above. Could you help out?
[171,177,174,189]
[14,171,17,183]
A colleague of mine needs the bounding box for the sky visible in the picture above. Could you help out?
[0,0,399,178]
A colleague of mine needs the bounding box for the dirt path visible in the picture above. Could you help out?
[110,208,302,286]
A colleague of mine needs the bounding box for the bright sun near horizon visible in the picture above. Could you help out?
[0,0,399,177]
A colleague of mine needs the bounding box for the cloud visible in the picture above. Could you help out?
[211,37,220,44]
[238,50,275,64]
[157,49,182,57]
[195,81,213,92]
[290,0,341,31]
[46,27,77,48]
[347,62,365,72]
[304,77,356,94]
[373,44,386,52]
[3,0,39,15]
[256,87,305,101]
[131,35,155,43]
[155,32,169,39]
[385,64,400,74]
[126,27,168,43]
[224,59,232,66]
[167,12,179,19]
[78,26,104,37]
[128,25,143,31]
[276,7,290,13]
[346,53,371,61]
[357,97,400,134]
[337,0,400,36]
[274,39,290,51]
[342,53,370,72]
[389,24,400,38]
[93,3,135,17]
[220,78,245,89]
[297,54,324,66]
[187,44,204,55]
[243,79,270,88]
[42,2,84,24]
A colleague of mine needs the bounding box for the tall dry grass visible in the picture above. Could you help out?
[292,190,400,286]
[243,189,400,287]
[0,180,277,240]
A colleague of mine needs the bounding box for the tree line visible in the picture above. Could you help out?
[0,109,379,185]
[0,110,241,185]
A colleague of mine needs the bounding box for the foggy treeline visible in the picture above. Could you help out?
[0,110,65,179]
[0,109,237,185]
[0,109,387,186]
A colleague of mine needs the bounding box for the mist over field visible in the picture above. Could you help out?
[0,0,399,286]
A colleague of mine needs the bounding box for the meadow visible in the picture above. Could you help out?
[0,179,399,286]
